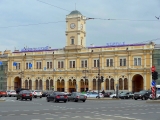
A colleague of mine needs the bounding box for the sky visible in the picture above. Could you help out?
[0,0,160,52]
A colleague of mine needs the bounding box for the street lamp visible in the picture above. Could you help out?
[82,67,89,92]
[18,71,24,88]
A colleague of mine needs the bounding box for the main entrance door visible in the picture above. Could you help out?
[132,74,143,92]
[14,77,21,90]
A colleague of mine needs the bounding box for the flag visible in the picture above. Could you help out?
[29,63,32,68]
[13,62,17,66]
[0,61,2,65]
[44,67,46,70]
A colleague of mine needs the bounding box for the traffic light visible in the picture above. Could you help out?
[152,71,158,80]
[101,76,104,82]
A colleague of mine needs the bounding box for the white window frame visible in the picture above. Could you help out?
[16,62,21,70]
[58,61,64,68]
[106,58,114,67]
[26,62,32,69]
[119,57,127,66]
[69,60,76,68]
[93,59,99,67]
[46,61,52,69]
[134,57,141,66]
[36,61,42,69]
[81,59,87,68]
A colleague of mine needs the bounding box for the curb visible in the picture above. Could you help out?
[87,98,120,100]
[0,99,5,102]
[146,100,160,103]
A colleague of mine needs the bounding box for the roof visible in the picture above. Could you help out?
[69,10,82,15]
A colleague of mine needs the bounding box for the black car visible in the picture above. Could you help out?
[103,92,113,97]
[119,92,134,99]
[134,90,151,100]
[17,90,32,101]
[46,92,67,103]
[42,91,48,97]
[68,92,87,102]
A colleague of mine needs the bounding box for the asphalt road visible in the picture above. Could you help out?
[0,97,160,120]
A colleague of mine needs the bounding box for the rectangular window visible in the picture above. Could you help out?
[106,59,113,67]
[119,58,126,66]
[16,63,20,70]
[26,62,32,69]
[36,62,42,69]
[70,61,76,68]
[157,59,160,66]
[71,39,74,44]
[61,61,63,68]
[47,62,52,69]
[134,57,141,66]
[81,61,84,68]
[85,60,87,67]
[58,61,64,68]
[94,59,99,67]
[81,60,88,68]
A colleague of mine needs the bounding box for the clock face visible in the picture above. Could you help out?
[70,23,75,29]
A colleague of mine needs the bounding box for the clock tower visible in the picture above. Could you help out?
[65,10,86,50]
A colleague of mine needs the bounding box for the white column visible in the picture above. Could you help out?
[54,76,57,91]
[128,74,132,92]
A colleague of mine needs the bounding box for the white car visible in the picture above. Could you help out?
[6,90,17,97]
[110,94,117,98]
[86,92,104,98]
[32,90,42,98]
[149,91,160,99]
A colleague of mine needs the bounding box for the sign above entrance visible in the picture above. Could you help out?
[106,42,125,46]
[21,46,49,52]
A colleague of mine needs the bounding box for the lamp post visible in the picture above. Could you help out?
[98,54,100,98]
[19,71,24,88]
[82,67,89,92]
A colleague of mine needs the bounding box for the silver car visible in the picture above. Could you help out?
[6,90,17,97]
[32,90,42,98]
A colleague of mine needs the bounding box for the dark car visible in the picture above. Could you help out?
[66,93,72,101]
[42,91,48,97]
[134,90,151,100]
[68,92,87,102]
[46,92,67,103]
[17,90,32,101]
[119,92,131,99]
[16,88,29,94]
[103,92,113,97]
[0,90,7,97]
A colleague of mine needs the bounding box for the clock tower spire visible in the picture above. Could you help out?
[65,10,86,50]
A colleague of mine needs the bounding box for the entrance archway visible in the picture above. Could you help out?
[132,74,143,92]
[80,79,85,92]
[14,77,21,90]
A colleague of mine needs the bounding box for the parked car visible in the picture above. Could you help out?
[119,92,131,99]
[134,90,151,100]
[17,90,32,101]
[6,90,17,97]
[86,92,104,98]
[46,92,67,103]
[42,91,48,97]
[0,90,7,97]
[149,91,160,99]
[32,90,42,98]
[103,92,113,97]
[16,88,29,94]
[110,93,117,98]
[68,92,87,102]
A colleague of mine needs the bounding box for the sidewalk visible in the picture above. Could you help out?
[87,97,120,100]
[0,98,5,101]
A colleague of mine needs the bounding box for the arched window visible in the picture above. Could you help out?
[106,79,109,90]
[50,80,53,89]
[39,80,42,90]
[93,79,96,90]
[25,80,28,89]
[35,80,38,90]
[124,78,128,90]
[46,80,49,90]
[119,78,123,90]
[110,79,114,90]
[73,79,76,86]
[69,79,72,86]
[29,80,32,90]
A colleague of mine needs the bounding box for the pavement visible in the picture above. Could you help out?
[0,97,160,120]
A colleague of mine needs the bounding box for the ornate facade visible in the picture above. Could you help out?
[1,10,154,92]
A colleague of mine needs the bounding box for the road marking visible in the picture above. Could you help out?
[7,114,15,116]
[124,114,129,115]
[141,113,146,114]
[33,113,39,114]
[14,110,19,111]
[43,109,49,110]
[34,110,40,111]
[21,114,27,115]
[55,112,61,113]
[66,112,71,113]
[102,110,107,111]
[132,113,138,114]
[72,116,80,118]
[76,111,81,112]
[23,110,29,111]
[31,119,40,120]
